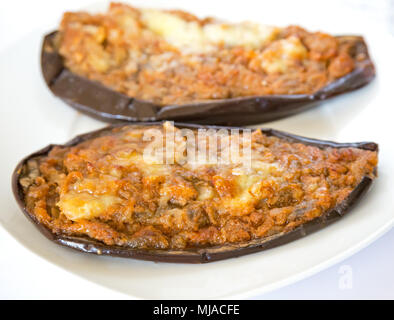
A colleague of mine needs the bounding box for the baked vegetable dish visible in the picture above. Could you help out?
[41,2,375,125]
[13,122,378,263]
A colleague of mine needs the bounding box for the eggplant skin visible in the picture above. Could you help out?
[12,122,378,263]
[41,32,375,126]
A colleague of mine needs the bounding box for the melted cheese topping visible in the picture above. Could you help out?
[56,124,282,221]
[141,9,280,53]
[261,36,308,74]
[58,193,122,220]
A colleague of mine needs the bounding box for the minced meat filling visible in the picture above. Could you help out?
[21,123,377,250]
[55,2,362,105]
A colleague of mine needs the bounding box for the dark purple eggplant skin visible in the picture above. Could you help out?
[12,122,378,263]
[41,32,375,126]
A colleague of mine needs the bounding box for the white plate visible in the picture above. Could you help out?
[1,0,394,299]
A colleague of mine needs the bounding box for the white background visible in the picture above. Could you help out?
[0,0,393,299]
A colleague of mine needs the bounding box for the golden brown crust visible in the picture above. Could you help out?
[55,2,363,105]
[21,124,378,250]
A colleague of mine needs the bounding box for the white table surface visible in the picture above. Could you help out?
[1,0,393,299]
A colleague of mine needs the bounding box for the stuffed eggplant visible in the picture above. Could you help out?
[12,122,378,263]
[41,3,375,125]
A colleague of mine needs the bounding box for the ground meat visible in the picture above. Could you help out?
[55,2,364,105]
[22,123,378,250]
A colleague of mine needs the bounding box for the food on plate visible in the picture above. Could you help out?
[41,2,375,125]
[13,122,378,263]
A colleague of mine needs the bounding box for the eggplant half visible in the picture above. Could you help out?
[12,122,378,263]
[41,32,375,126]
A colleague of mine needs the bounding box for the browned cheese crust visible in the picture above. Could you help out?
[19,123,378,250]
[54,2,366,105]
